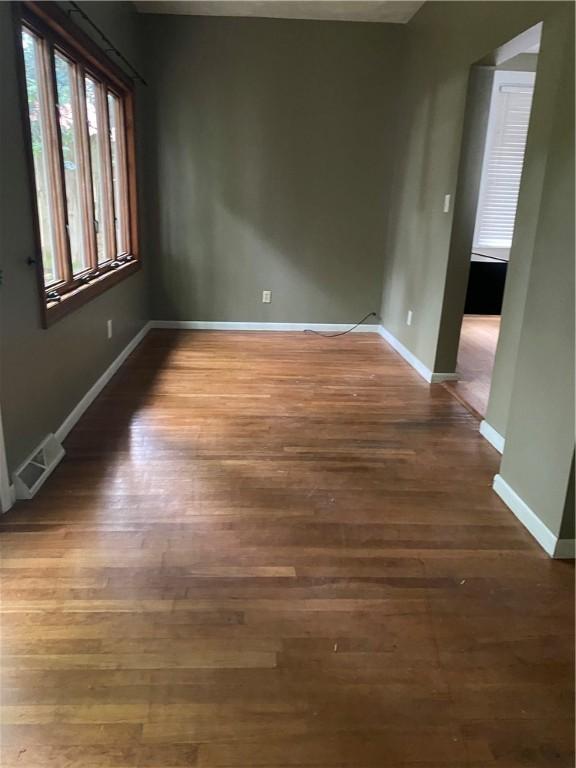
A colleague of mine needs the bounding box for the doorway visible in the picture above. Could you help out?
[445,28,541,417]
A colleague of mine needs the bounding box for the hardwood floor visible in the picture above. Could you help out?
[1,330,573,767]
[445,315,501,418]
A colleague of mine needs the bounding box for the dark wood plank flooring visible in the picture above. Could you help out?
[445,315,501,418]
[1,330,573,767]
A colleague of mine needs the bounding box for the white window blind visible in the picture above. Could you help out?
[473,70,535,249]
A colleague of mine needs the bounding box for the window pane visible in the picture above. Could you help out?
[55,52,88,275]
[21,29,59,286]
[85,77,109,264]
[107,91,128,255]
[473,71,535,250]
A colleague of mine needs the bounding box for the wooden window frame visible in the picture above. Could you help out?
[14,1,140,328]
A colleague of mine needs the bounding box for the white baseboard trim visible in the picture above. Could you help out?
[55,322,151,444]
[150,320,380,333]
[479,420,505,453]
[429,371,460,384]
[492,473,572,558]
[377,326,457,384]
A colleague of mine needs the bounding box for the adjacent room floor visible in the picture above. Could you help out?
[0,331,573,767]
[445,315,501,417]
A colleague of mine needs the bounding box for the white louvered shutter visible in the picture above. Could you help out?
[473,71,535,249]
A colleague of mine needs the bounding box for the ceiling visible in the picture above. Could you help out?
[133,1,425,24]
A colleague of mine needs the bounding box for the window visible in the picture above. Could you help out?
[18,2,139,326]
[473,70,535,253]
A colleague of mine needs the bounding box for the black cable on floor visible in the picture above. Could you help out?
[304,312,379,338]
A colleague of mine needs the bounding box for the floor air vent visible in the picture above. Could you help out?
[13,434,65,500]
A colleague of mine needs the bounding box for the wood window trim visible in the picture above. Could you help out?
[45,259,140,325]
[14,1,140,329]
[96,80,116,264]
[38,31,69,285]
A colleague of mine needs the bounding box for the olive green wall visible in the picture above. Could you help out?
[433,65,493,367]
[379,2,572,398]
[143,16,405,323]
[0,1,148,474]
[485,9,572,439]
[498,26,574,539]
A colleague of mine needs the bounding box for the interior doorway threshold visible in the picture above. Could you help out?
[442,380,484,421]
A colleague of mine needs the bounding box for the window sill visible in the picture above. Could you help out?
[44,259,140,327]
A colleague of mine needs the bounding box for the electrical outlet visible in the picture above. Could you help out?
[443,194,451,213]
[107,319,113,339]
[262,290,272,304]
[406,310,413,326]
